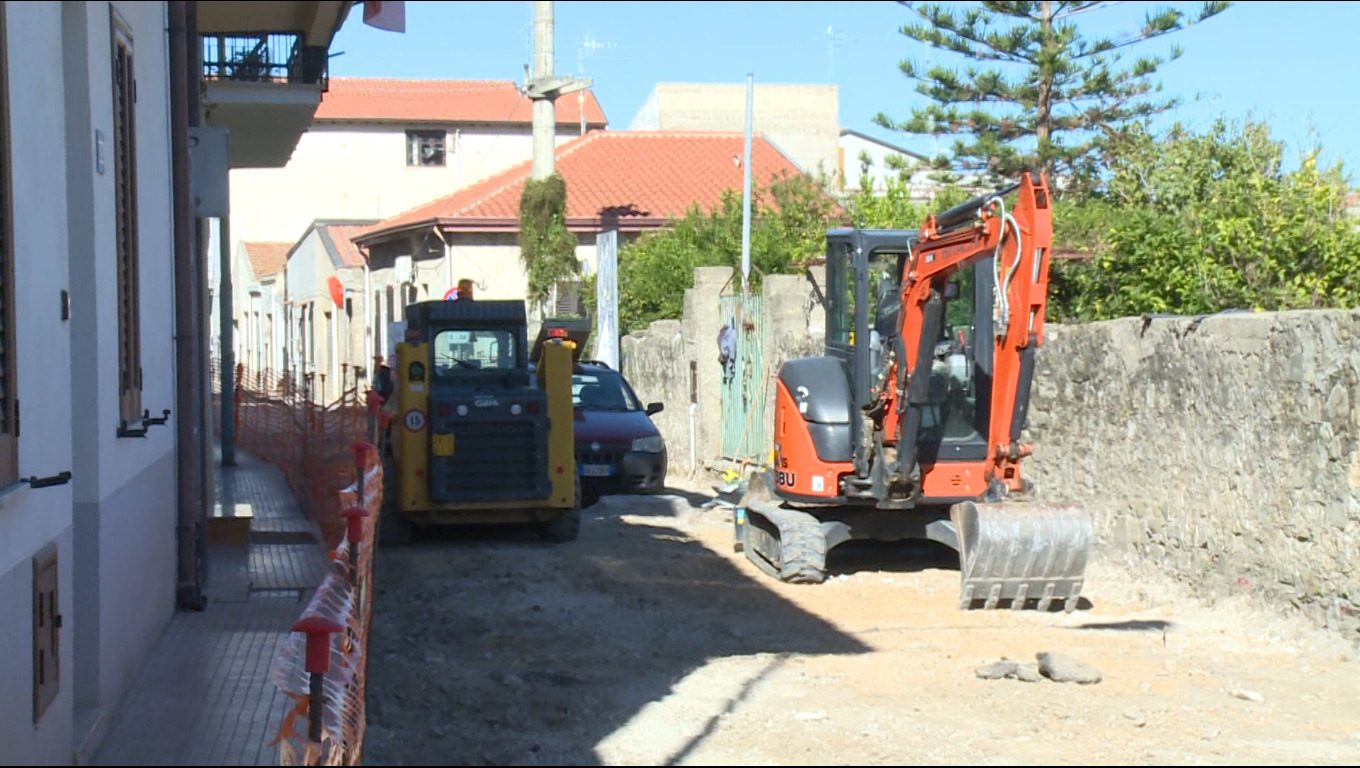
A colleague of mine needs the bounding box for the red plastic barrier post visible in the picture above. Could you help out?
[351,441,373,491]
[340,505,369,578]
[365,390,381,444]
[291,616,343,743]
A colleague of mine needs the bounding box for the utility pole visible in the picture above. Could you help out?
[740,73,754,294]
[525,1,590,180]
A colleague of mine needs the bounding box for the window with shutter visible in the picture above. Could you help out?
[0,5,16,486]
[112,16,142,427]
[554,280,582,316]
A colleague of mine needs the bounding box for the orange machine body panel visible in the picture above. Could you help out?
[772,379,850,500]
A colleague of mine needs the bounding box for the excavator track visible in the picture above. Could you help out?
[740,502,828,584]
[736,473,1092,611]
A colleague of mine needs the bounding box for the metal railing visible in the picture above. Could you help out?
[200,33,328,88]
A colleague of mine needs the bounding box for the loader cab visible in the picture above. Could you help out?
[404,300,550,503]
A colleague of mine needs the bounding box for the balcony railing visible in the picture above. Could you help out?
[201,33,328,89]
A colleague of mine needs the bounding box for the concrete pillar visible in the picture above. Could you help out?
[760,273,811,426]
[689,266,732,465]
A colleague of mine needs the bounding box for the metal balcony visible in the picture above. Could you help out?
[201,33,328,88]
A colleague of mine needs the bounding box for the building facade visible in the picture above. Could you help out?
[838,128,935,200]
[629,82,839,180]
[354,130,810,353]
[216,78,608,392]
[0,2,351,763]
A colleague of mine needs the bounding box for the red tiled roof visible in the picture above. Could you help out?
[315,78,608,127]
[356,131,808,242]
[243,241,291,278]
[323,224,371,268]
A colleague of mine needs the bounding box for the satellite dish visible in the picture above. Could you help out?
[327,276,344,308]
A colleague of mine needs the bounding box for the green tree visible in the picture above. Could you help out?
[518,173,579,304]
[1049,120,1360,320]
[842,172,975,230]
[874,1,1228,187]
[617,173,841,333]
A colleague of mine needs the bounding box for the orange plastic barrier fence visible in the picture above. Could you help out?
[270,441,381,765]
[212,361,384,765]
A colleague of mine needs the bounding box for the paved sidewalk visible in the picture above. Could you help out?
[93,451,329,766]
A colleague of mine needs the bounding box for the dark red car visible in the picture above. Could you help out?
[571,361,667,503]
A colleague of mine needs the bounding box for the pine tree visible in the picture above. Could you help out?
[874,1,1229,189]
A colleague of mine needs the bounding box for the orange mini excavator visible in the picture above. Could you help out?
[736,172,1091,610]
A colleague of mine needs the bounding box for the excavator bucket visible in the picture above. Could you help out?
[951,500,1092,612]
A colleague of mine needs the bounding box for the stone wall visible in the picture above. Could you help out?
[619,268,1359,637]
[1025,310,1360,637]
[619,320,691,471]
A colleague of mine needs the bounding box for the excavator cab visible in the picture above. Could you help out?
[739,174,1092,610]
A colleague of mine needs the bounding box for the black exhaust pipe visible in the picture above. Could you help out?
[932,179,1024,233]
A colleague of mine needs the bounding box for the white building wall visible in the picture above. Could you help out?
[74,0,176,749]
[228,123,586,246]
[373,234,599,306]
[838,132,932,200]
[231,243,257,372]
[630,83,840,178]
[0,4,179,763]
[0,4,76,762]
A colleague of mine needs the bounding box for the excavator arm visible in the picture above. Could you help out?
[873,172,1053,499]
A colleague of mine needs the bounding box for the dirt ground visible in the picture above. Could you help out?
[363,483,1360,766]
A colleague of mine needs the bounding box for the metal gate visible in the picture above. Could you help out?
[719,293,768,465]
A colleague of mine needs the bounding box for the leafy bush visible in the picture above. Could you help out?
[1050,120,1360,320]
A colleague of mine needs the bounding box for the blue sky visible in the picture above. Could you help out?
[330,1,1360,179]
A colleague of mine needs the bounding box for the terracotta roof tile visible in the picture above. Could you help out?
[315,78,607,127]
[322,224,372,268]
[358,131,809,241]
[242,241,291,278]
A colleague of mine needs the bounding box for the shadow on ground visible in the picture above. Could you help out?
[364,492,872,766]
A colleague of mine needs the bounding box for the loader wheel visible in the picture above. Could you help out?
[379,509,414,547]
[378,454,413,547]
[538,487,582,543]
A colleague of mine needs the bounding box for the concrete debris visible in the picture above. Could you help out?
[975,661,1020,680]
[1037,652,1103,684]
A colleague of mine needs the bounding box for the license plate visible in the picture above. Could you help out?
[579,464,613,477]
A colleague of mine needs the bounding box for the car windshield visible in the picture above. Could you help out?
[572,371,640,412]
[432,328,516,374]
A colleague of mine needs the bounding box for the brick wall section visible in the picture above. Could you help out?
[1024,310,1360,638]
